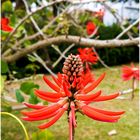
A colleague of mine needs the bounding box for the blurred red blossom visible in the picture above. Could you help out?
[78,48,98,64]
[22,54,124,140]
[86,21,97,35]
[0,17,13,32]
[122,63,139,81]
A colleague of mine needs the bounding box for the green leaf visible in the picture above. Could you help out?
[20,82,39,95]
[29,90,40,104]
[132,26,138,34]
[32,129,55,140]
[25,64,40,71]
[10,14,17,26]
[1,60,9,74]
[27,55,37,62]
[15,89,24,103]
[2,1,13,12]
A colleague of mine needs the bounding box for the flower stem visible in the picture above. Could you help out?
[72,123,75,140]
[1,112,30,140]
[131,78,135,100]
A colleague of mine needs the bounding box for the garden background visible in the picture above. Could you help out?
[1,0,139,140]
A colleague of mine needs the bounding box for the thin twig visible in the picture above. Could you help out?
[88,27,113,70]
[120,88,134,95]
[22,0,45,38]
[52,43,75,68]
[131,78,135,100]
[51,44,66,59]
[32,52,56,77]
[70,0,106,4]
[116,19,139,39]
[102,2,134,39]
[92,47,115,70]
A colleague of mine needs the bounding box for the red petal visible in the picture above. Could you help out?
[72,77,77,88]
[81,105,120,122]
[34,91,60,102]
[52,75,61,87]
[23,102,45,109]
[35,89,62,98]
[22,111,58,121]
[83,73,105,94]
[21,100,67,117]
[92,93,119,102]
[43,75,60,92]
[88,106,125,116]
[75,90,101,101]
[38,103,68,129]
[63,82,71,97]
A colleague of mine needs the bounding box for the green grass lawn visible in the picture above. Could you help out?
[1,65,139,140]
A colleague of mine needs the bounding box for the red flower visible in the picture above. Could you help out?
[86,21,97,35]
[81,63,95,83]
[122,63,139,81]
[78,48,98,64]
[0,17,13,32]
[22,54,124,140]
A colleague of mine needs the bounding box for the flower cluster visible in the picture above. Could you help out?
[22,54,124,140]
[78,48,98,64]
[122,63,139,81]
[0,17,13,32]
[86,21,97,35]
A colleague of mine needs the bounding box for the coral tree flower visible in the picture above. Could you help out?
[122,63,139,81]
[78,48,98,64]
[78,47,98,83]
[22,54,124,140]
[0,17,13,32]
[86,21,97,35]
[122,63,139,99]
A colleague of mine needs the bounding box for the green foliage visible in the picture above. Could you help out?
[1,60,9,74]
[15,89,25,103]
[1,30,10,40]
[16,81,41,104]
[20,81,39,95]
[29,89,40,104]
[32,130,55,140]
[2,1,13,13]
[99,24,122,39]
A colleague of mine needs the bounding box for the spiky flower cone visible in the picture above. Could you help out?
[62,54,83,82]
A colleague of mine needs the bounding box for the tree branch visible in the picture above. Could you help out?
[2,35,139,63]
